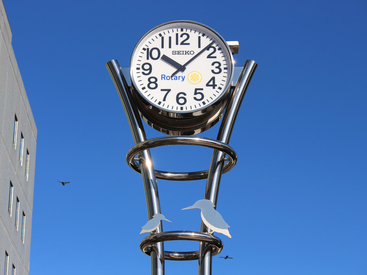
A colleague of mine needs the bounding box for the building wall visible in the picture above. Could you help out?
[0,1,37,274]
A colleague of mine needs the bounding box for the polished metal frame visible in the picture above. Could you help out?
[107,59,257,275]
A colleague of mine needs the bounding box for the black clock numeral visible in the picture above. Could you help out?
[175,33,190,46]
[176,92,187,105]
[146,47,161,60]
[198,36,201,48]
[147,77,158,89]
[141,63,152,75]
[161,89,171,101]
[193,88,204,101]
[206,77,217,89]
[161,36,164,49]
[162,35,187,49]
[180,33,190,45]
[211,61,222,74]
[206,46,216,58]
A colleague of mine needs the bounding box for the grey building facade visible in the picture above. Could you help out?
[0,1,37,274]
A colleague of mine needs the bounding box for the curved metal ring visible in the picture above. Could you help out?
[126,136,237,181]
[140,231,223,261]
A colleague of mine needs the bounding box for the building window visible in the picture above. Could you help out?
[25,150,30,181]
[13,115,18,149]
[4,251,9,275]
[8,182,14,216]
[11,265,15,275]
[21,212,26,244]
[19,133,24,166]
[15,198,20,231]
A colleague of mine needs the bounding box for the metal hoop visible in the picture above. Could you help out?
[126,136,237,181]
[140,231,223,261]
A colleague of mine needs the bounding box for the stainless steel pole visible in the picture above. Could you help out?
[199,60,257,275]
[107,60,165,275]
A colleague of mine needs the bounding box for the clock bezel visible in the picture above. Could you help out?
[130,20,234,135]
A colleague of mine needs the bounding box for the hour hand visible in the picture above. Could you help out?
[161,55,186,72]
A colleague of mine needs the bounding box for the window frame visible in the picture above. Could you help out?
[4,251,9,275]
[25,150,30,181]
[21,212,26,244]
[13,115,18,150]
[8,182,14,216]
[15,198,20,231]
[19,133,24,166]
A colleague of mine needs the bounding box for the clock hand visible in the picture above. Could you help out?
[161,55,185,71]
[171,41,215,77]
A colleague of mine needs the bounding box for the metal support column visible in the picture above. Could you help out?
[107,60,165,275]
[199,60,257,275]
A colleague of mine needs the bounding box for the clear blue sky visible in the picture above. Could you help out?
[3,0,367,274]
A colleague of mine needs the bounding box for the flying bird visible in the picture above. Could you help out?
[182,199,232,238]
[140,213,171,234]
[220,255,233,259]
[58,181,70,186]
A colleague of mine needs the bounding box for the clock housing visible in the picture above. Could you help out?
[130,20,234,135]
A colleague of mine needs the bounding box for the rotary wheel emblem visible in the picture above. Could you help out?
[188,71,202,84]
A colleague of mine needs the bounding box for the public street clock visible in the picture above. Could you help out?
[130,20,234,135]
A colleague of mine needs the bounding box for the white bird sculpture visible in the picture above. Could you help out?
[140,213,172,234]
[182,199,232,238]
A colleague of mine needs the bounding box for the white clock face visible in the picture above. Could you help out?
[130,21,234,115]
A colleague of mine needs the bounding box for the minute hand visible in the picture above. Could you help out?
[171,41,215,77]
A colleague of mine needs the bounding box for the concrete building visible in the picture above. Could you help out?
[0,1,37,274]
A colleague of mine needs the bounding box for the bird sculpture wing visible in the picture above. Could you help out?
[201,208,230,228]
[140,218,160,234]
[201,211,232,238]
[140,214,171,234]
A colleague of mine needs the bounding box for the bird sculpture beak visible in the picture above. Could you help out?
[181,206,194,211]
[164,218,172,223]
